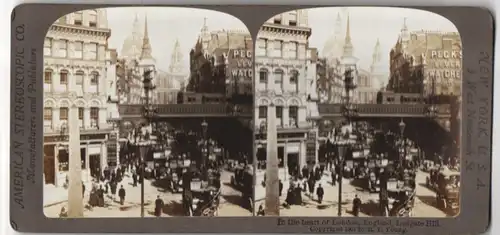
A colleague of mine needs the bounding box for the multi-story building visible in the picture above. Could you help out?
[43,9,113,187]
[316,57,343,104]
[357,68,376,103]
[255,10,320,170]
[387,19,462,96]
[186,20,252,97]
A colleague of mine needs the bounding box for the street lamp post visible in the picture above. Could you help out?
[336,67,357,217]
[337,142,346,216]
[201,119,209,177]
[139,69,156,217]
[399,119,406,164]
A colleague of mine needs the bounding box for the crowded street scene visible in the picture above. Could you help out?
[43,7,254,218]
[255,7,461,218]
[44,120,254,217]
[264,120,459,217]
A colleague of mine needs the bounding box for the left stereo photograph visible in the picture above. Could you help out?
[42,7,254,218]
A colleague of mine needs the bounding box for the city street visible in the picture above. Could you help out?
[44,169,252,217]
[275,169,447,217]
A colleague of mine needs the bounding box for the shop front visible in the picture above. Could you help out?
[43,132,109,187]
[255,129,319,172]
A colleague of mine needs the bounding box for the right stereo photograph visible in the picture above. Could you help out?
[253,7,461,218]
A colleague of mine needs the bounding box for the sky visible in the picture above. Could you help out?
[105,7,249,72]
[306,7,459,78]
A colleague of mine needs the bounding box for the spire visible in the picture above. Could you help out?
[140,14,153,60]
[169,39,184,74]
[345,14,352,44]
[400,17,410,45]
[334,12,342,39]
[372,38,381,63]
[201,17,208,34]
[342,13,354,57]
[132,12,141,36]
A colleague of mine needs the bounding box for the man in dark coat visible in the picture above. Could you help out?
[118,185,126,205]
[110,181,117,201]
[308,178,315,198]
[316,184,324,204]
[331,170,337,186]
[132,172,138,187]
[352,194,362,216]
[155,195,164,217]
[97,185,105,207]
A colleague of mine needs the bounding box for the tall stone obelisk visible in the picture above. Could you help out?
[265,103,280,216]
[67,104,83,217]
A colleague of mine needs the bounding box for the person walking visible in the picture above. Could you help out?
[316,184,324,204]
[118,185,126,205]
[155,195,164,217]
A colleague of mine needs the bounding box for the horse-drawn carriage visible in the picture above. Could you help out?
[167,158,192,193]
[184,173,222,217]
[385,179,415,217]
[425,164,442,191]
[435,168,460,212]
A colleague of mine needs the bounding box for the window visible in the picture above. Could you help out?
[290,70,298,85]
[90,72,99,85]
[258,106,267,119]
[289,42,297,59]
[60,107,68,120]
[43,108,52,120]
[58,40,68,57]
[78,108,84,120]
[289,11,297,26]
[274,40,282,57]
[276,106,283,126]
[273,14,282,24]
[74,11,83,25]
[87,43,98,60]
[89,10,97,27]
[44,38,52,56]
[289,106,298,127]
[259,69,268,84]
[44,70,52,84]
[60,70,68,84]
[90,107,99,126]
[257,39,267,56]
[74,41,83,58]
[274,70,283,89]
[75,71,84,85]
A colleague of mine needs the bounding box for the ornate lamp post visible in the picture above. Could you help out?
[137,69,156,217]
[337,67,358,217]
[398,119,406,164]
[201,119,209,173]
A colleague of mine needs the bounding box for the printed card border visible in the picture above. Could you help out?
[10,3,493,234]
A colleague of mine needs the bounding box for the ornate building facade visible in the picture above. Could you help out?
[43,9,113,186]
[255,10,320,170]
[387,19,461,96]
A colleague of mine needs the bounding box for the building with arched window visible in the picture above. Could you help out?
[254,10,320,171]
[43,9,114,187]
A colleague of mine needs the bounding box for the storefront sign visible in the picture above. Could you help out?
[44,133,107,143]
[287,145,300,153]
[225,49,253,79]
[425,49,462,80]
